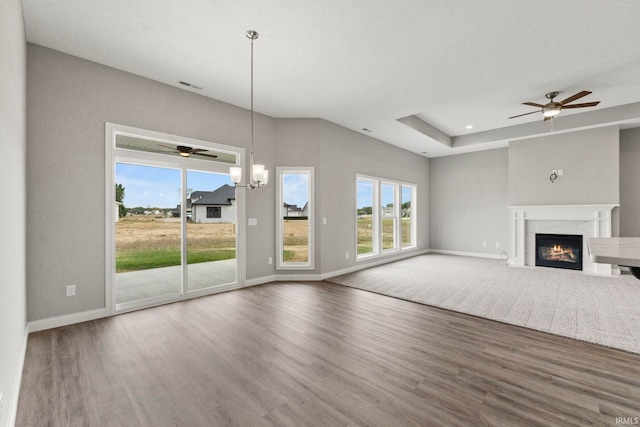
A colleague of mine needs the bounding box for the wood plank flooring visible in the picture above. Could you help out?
[16,282,640,426]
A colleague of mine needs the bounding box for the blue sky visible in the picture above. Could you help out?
[357,180,413,208]
[357,180,374,208]
[282,173,309,207]
[116,163,232,208]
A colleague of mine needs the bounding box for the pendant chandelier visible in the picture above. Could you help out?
[230,30,268,190]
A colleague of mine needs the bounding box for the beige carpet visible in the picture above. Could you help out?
[328,253,640,354]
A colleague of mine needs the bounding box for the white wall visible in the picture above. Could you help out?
[192,203,235,223]
[508,126,620,206]
[0,0,27,425]
[429,148,509,256]
[620,128,640,237]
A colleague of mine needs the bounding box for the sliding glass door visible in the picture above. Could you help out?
[107,123,244,314]
[186,170,237,292]
[115,163,183,306]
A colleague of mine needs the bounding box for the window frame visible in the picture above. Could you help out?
[356,174,417,261]
[276,167,315,270]
[105,122,246,316]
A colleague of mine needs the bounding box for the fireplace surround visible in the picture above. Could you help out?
[508,204,618,275]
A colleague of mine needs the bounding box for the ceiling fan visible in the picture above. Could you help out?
[508,91,600,121]
[157,144,218,158]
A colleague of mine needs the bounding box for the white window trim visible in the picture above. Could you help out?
[401,184,417,250]
[276,167,315,270]
[356,174,417,261]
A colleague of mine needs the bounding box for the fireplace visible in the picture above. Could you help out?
[535,233,583,271]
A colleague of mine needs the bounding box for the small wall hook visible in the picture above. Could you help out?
[549,171,558,183]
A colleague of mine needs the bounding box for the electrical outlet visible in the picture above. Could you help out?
[483,242,487,247]
[323,217,327,225]
[268,257,273,265]
[0,391,4,420]
[346,252,350,259]
[558,169,563,176]
[66,285,76,297]
[496,242,500,248]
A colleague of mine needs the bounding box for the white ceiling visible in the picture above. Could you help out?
[21,0,640,157]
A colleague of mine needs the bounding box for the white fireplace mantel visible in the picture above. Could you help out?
[508,204,619,275]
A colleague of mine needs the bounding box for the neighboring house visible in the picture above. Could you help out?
[190,184,236,223]
[283,202,308,218]
[382,206,395,217]
[115,201,122,222]
[171,199,192,218]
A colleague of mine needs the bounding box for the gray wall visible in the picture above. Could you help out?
[508,126,620,206]
[0,0,27,425]
[274,119,430,276]
[620,128,640,236]
[26,44,429,322]
[26,44,277,321]
[429,148,509,256]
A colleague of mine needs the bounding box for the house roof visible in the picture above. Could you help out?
[191,184,236,206]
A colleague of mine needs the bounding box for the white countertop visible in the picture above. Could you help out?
[588,237,640,267]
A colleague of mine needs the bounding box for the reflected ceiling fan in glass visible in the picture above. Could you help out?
[114,134,238,164]
[157,143,218,159]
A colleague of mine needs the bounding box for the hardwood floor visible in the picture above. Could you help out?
[17,282,640,426]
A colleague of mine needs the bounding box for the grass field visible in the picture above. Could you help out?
[357,216,412,254]
[117,214,412,272]
[282,219,309,262]
[116,215,236,273]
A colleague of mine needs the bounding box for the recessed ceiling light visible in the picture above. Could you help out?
[465,125,473,129]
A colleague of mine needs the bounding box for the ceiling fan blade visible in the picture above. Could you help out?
[157,143,178,150]
[559,90,591,105]
[190,148,209,153]
[560,101,601,109]
[508,110,540,119]
[522,102,545,108]
[191,152,218,159]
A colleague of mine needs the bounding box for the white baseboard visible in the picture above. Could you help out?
[23,249,440,334]
[428,249,503,260]
[244,275,276,287]
[321,249,430,280]
[275,273,323,281]
[27,308,107,333]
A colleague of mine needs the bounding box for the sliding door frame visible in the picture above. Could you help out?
[105,123,246,316]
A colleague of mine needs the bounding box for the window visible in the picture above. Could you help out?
[357,178,376,256]
[206,206,221,218]
[401,184,416,248]
[356,175,416,259]
[276,167,314,270]
[381,182,397,251]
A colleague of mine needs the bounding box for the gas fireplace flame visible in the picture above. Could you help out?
[543,243,577,262]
